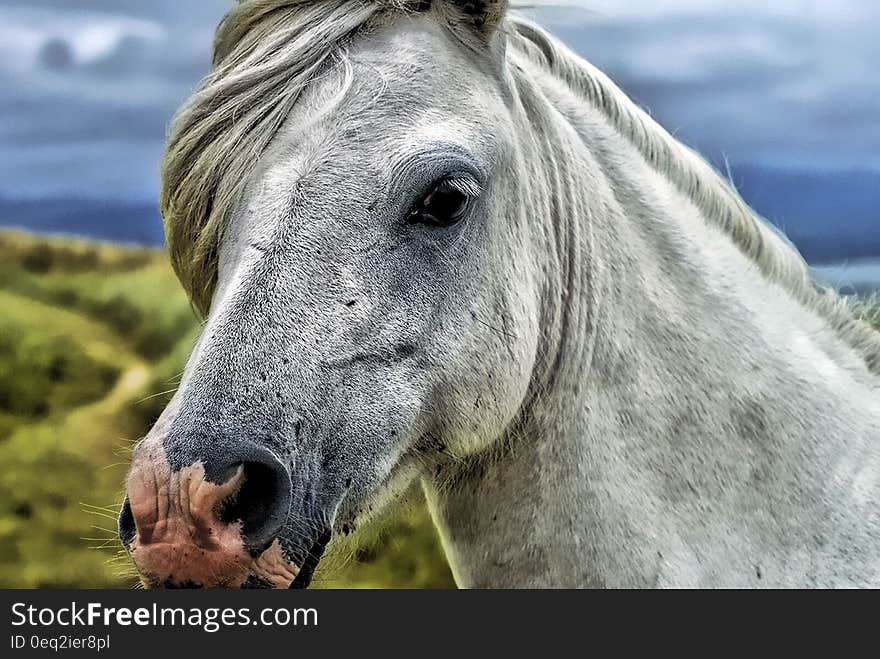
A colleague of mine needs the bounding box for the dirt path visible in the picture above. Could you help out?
[0,290,151,451]
[0,289,155,587]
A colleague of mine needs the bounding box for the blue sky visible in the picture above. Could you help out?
[0,0,878,200]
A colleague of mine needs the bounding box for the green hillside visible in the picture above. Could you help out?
[0,230,454,589]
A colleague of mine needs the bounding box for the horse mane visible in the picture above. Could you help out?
[507,16,880,375]
[160,0,880,374]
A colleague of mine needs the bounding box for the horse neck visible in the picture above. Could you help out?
[423,64,880,587]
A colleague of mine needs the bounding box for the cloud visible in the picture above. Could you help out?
[532,2,880,169]
[0,2,227,199]
[0,0,878,201]
[0,7,165,73]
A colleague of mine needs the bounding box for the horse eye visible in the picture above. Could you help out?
[408,179,473,228]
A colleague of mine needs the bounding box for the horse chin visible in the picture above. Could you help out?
[132,537,301,589]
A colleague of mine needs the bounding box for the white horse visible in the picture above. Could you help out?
[119,0,880,588]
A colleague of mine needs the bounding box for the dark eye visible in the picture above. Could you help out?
[408,178,476,228]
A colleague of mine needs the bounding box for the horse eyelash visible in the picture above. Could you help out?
[444,175,483,199]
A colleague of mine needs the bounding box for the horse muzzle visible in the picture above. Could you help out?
[118,420,310,588]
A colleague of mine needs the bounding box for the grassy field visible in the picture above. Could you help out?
[0,230,454,589]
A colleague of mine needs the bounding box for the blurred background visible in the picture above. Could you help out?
[0,0,877,587]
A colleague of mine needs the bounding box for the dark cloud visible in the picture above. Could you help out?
[38,38,75,72]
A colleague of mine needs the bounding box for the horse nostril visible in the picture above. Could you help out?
[219,458,292,555]
[118,497,136,548]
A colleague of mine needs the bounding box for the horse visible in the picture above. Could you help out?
[118,0,880,588]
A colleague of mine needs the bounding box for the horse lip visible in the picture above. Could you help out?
[289,529,332,589]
